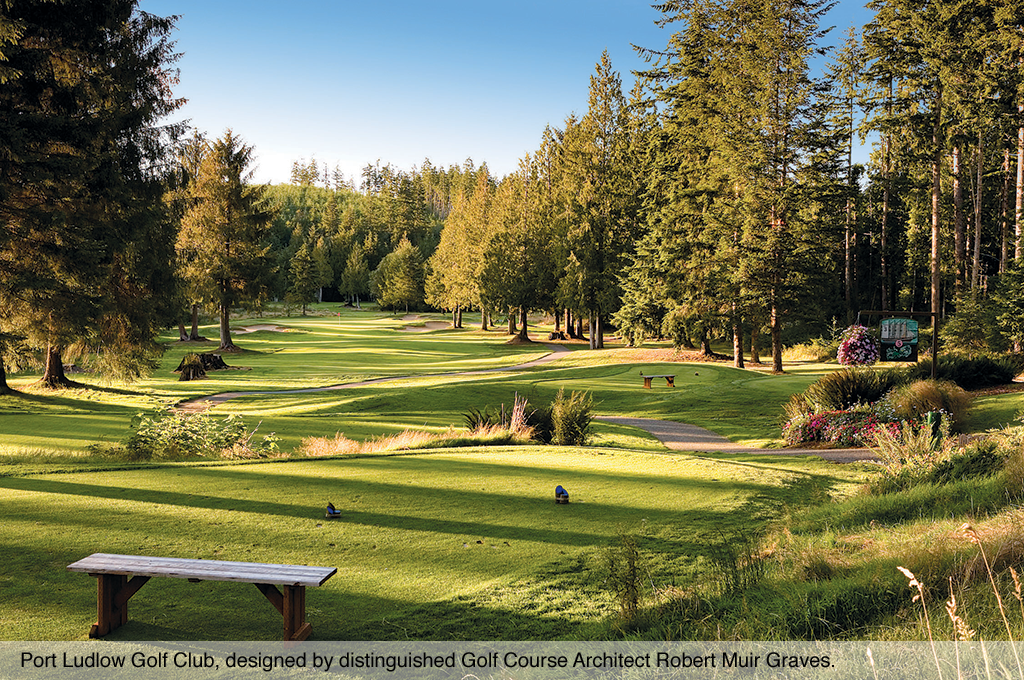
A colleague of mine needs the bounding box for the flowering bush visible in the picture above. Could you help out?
[837,325,880,365]
[783,409,900,447]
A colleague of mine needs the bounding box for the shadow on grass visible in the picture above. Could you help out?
[1,474,748,550]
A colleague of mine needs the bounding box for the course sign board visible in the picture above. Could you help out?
[880,318,918,362]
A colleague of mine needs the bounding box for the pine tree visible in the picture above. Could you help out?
[371,237,425,313]
[177,131,275,350]
[0,0,184,389]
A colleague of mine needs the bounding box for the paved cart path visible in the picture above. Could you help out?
[597,416,878,463]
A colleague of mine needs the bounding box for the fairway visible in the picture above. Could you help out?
[0,446,861,640]
[0,311,824,455]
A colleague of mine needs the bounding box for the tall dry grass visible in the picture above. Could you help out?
[299,407,536,457]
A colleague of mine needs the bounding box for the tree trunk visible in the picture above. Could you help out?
[480,307,488,331]
[1017,117,1023,261]
[41,344,74,388]
[565,308,577,339]
[189,304,205,341]
[699,326,713,357]
[517,307,530,341]
[952,144,966,288]
[553,308,562,335]
[733,308,745,369]
[844,196,855,324]
[589,312,604,349]
[1001,146,1011,274]
[972,132,983,289]
[0,354,12,395]
[770,304,783,374]
[881,79,893,311]
[178,323,189,341]
[931,88,944,321]
[507,312,516,335]
[452,305,459,329]
[219,300,237,350]
[750,323,761,364]
[456,305,463,328]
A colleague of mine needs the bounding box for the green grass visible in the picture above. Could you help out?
[0,447,867,640]
[0,307,827,455]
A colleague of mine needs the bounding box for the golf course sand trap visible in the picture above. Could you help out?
[231,324,294,334]
[398,321,450,332]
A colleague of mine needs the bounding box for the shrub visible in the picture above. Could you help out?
[837,325,880,365]
[929,440,1004,485]
[604,533,648,623]
[122,412,249,460]
[527,403,555,444]
[876,379,972,429]
[551,388,594,446]
[910,355,1021,390]
[802,366,909,412]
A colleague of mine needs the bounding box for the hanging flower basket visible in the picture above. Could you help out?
[837,325,880,366]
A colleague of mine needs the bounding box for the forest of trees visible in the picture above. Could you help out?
[2,0,1024,389]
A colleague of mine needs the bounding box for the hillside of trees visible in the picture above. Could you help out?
[3,0,1024,388]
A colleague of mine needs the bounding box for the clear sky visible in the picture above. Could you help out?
[139,0,875,186]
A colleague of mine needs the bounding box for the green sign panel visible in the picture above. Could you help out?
[880,318,919,362]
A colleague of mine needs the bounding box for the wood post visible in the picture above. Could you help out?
[89,574,149,638]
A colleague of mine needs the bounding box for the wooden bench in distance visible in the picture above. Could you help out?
[67,553,336,641]
[641,373,675,388]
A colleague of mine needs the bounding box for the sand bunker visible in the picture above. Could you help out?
[231,324,294,334]
[398,321,450,333]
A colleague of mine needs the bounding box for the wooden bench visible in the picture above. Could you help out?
[67,553,336,641]
[641,373,675,388]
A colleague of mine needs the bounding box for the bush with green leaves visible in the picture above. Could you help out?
[551,388,594,446]
[122,412,259,460]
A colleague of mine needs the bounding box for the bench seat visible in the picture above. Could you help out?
[642,374,675,388]
[68,553,336,641]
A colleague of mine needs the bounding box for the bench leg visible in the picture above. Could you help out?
[666,376,675,387]
[643,377,652,389]
[255,583,312,641]
[89,574,149,638]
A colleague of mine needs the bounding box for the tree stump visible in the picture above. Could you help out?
[174,352,230,373]
[176,353,207,381]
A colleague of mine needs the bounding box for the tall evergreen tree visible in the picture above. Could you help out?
[177,131,275,350]
[0,0,184,389]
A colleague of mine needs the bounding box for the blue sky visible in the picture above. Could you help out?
[139,0,875,186]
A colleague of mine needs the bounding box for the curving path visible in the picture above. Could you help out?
[597,416,878,463]
[175,343,877,463]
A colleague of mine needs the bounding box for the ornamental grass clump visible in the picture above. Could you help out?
[837,325,880,366]
[876,379,972,430]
